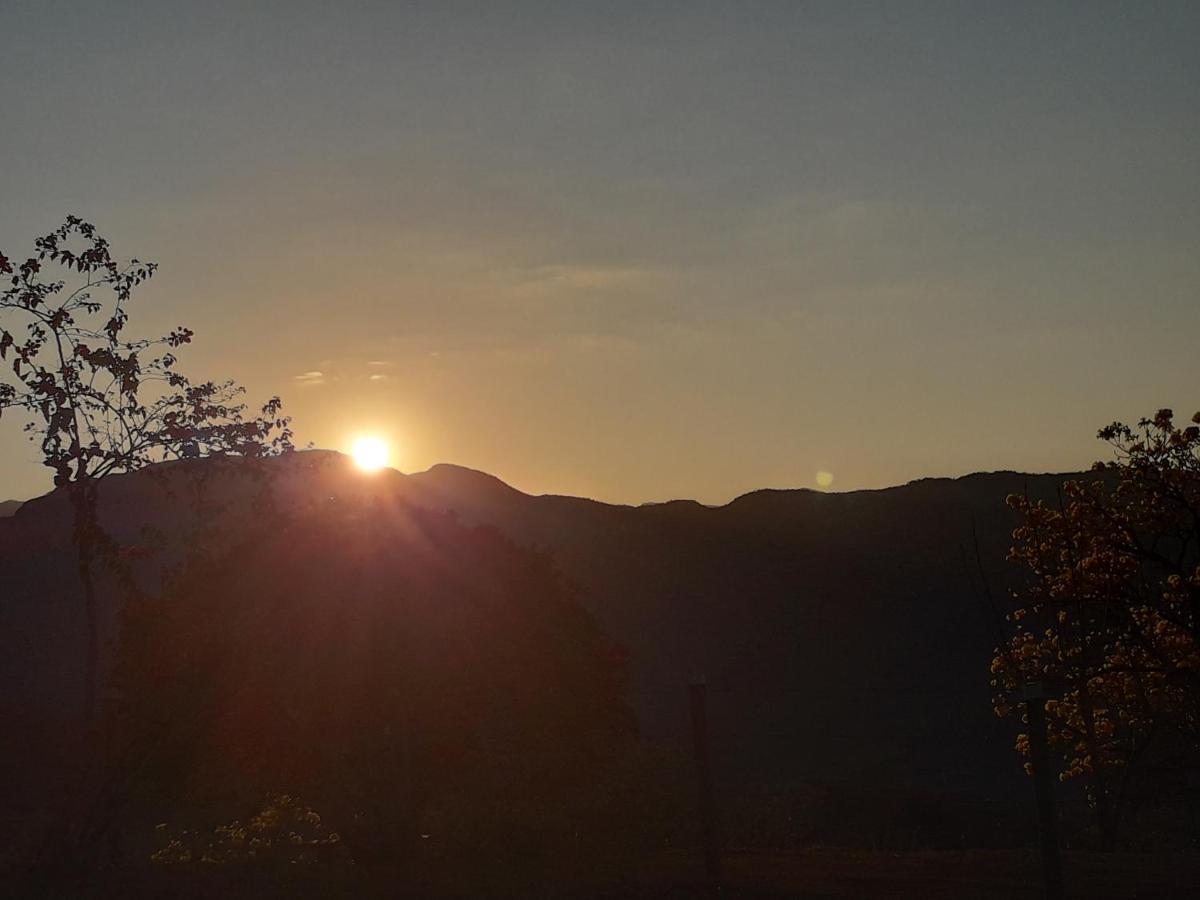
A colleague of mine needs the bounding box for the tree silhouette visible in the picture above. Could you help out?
[110,497,637,875]
[0,217,293,725]
[993,408,1200,847]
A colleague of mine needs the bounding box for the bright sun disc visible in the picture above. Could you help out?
[352,437,389,471]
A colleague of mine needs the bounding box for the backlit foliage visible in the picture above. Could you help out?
[150,793,345,865]
[0,217,295,726]
[993,409,1200,791]
[0,216,294,483]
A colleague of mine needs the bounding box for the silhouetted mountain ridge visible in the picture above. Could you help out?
[0,452,1089,811]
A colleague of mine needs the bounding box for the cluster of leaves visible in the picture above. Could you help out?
[0,216,293,489]
[150,793,345,865]
[993,409,1200,789]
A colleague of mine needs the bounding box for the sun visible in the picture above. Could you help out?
[351,436,390,472]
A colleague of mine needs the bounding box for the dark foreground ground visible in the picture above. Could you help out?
[687,848,1199,898]
[11,849,1200,899]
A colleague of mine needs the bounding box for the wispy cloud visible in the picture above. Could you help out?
[497,263,666,296]
[293,370,326,386]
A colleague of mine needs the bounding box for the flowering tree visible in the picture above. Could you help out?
[992,408,1200,846]
[0,216,294,724]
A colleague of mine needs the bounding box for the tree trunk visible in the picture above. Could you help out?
[76,535,98,724]
[1026,698,1064,900]
[70,479,101,725]
[1077,686,1118,851]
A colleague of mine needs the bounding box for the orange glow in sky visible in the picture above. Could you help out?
[0,6,1197,507]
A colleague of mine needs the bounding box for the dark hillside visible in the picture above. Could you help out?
[0,454,1086,846]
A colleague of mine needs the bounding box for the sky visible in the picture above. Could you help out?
[1,1,1198,504]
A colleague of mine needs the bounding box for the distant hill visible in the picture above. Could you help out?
[0,500,21,517]
[0,452,1084,818]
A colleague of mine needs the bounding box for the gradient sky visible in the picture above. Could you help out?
[2,2,1198,504]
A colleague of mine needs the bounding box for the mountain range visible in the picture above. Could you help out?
[0,452,1082,835]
